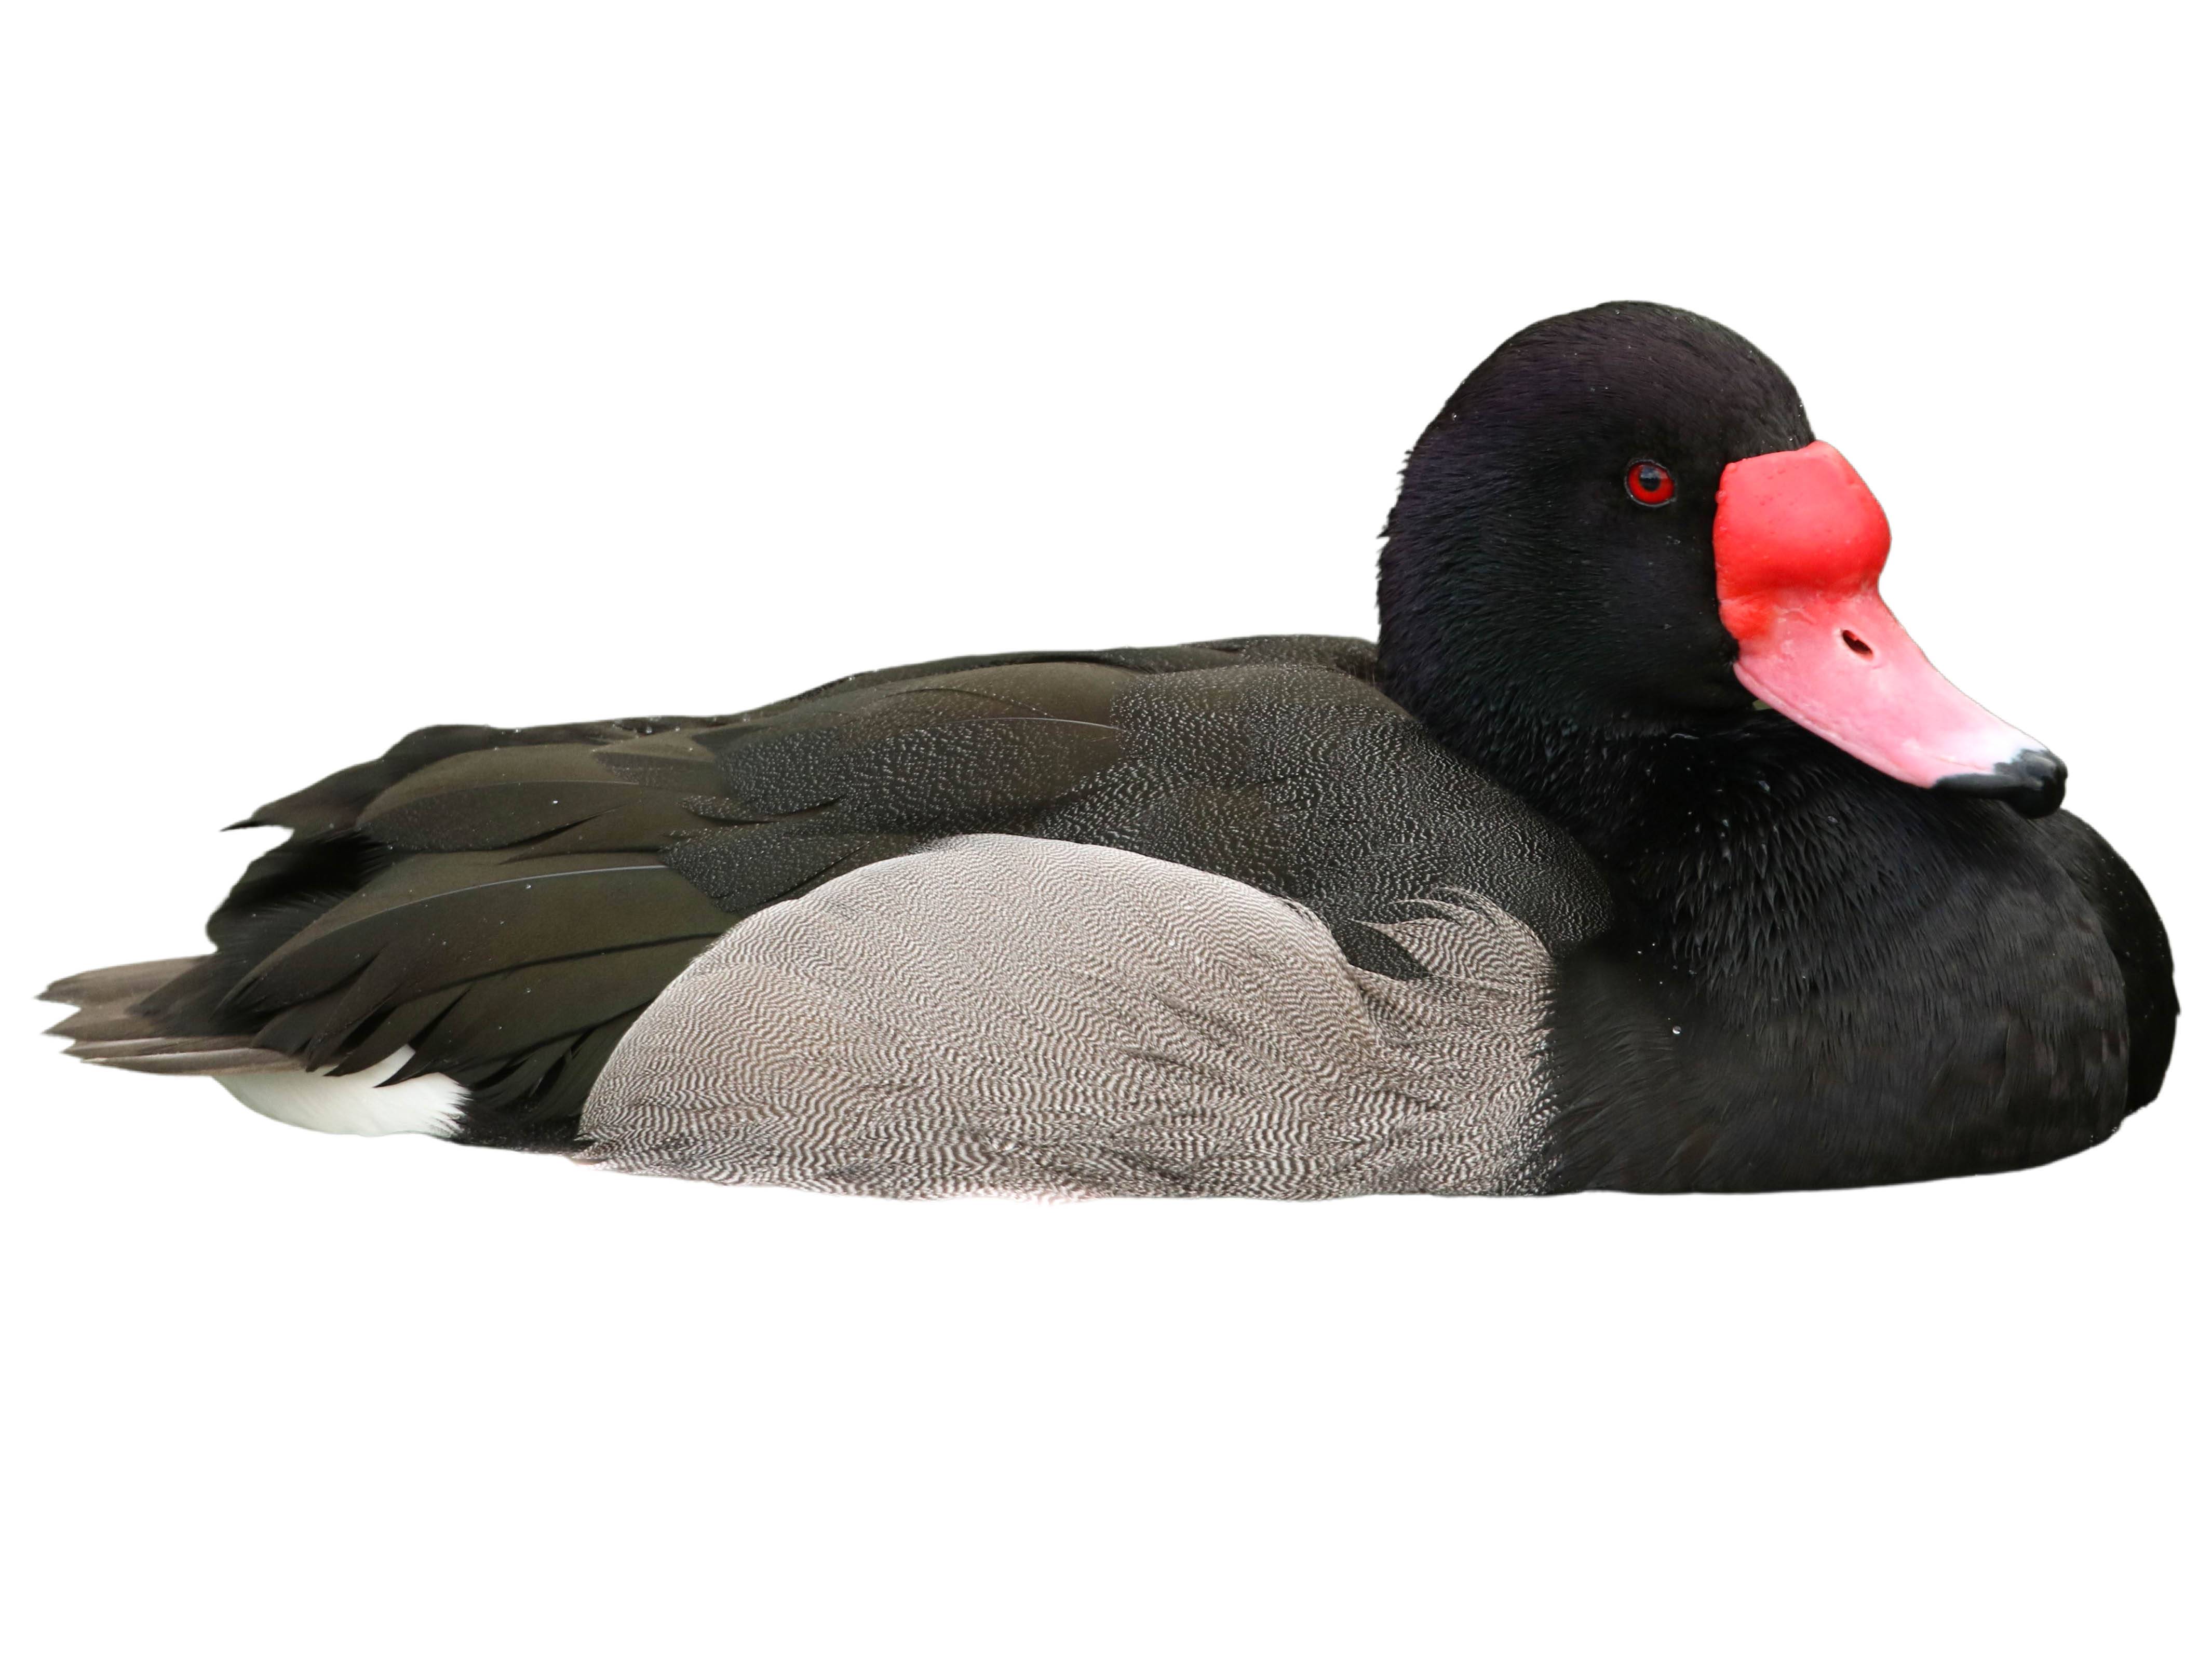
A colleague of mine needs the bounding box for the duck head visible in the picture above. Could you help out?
[1377,301,2065,822]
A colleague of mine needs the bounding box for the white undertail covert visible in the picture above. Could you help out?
[217,1047,467,1138]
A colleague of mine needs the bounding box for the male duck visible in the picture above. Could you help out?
[45,303,2177,1196]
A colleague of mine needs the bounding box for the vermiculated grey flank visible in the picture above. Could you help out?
[579,835,1558,1199]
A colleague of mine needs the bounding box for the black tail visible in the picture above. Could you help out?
[39,959,294,1076]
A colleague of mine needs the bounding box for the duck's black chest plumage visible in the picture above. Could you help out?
[1537,758,2149,1192]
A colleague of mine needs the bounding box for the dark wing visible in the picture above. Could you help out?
[131,718,741,1148]
[670,634,1608,974]
[2033,811,2179,1110]
[105,633,1607,1149]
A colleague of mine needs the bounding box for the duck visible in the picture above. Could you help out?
[43,301,2177,1197]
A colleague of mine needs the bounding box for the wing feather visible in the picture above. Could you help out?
[87,635,1608,1153]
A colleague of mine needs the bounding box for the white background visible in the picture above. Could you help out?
[3,6,2204,1655]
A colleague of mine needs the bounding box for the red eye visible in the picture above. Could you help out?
[1625,460,1676,506]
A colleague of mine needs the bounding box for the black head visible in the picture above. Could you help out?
[1377,302,2068,834]
[1379,302,1813,745]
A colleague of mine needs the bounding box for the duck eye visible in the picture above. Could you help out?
[1625,460,1676,506]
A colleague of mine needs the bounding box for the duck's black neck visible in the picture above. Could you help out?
[1381,653,2136,1190]
[1378,655,2014,1019]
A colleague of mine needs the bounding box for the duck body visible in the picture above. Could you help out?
[44,303,2176,1195]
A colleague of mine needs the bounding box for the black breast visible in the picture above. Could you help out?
[1539,772,2142,1192]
